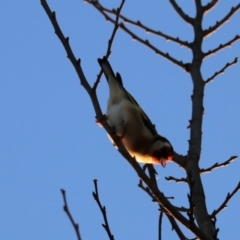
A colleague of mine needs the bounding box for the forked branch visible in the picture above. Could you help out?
[89,0,191,49]
[86,0,188,70]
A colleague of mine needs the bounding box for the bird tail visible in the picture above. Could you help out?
[98,57,116,82]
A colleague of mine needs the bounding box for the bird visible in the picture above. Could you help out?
[98,56,173,166]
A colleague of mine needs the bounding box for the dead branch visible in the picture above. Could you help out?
[211,181,240,217]
[60,189,82,240]
[205,57,238,84]
[204,4,240,38]
[169,0,194,25]
[204,35,240,58]
[92,180,115,240]
[200,156,238,174]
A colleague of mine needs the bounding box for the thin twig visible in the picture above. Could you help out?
[120,22,188,70]
[165,176,188,183]
[200,156,238,174]
[60,189,82,240]
[92,179,115,240]
[205,57,238,85]
[158,208,164,240]
[87,1,188,71]
[169,0,194,24]
[204,4,240,38]
[202,0,219,14]
[204,35,240,58]
[91,1,191,49]
[166,214,188,240]
[92,0,125,90]
[211,216,220,240]
[211,181,240,217]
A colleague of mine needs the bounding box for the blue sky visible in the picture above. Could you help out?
[1,0,240,239]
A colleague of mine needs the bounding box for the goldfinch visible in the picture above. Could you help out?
[98,56,173,166]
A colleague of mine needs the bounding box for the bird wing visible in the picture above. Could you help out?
[98,56,158,136]
[116,73,158,136]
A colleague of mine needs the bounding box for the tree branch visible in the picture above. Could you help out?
[204,35,240,58]
[90,0,191,49]
[200,156,238,174]
[166,214,188,240]
[204,4,240,38]
[86,1,188,71]
[187,173,195,224]
[92,0,125,91]
[60,189,82,240]
[119,22,188,70]
[205,57,238,85]
[169,0,194,25]
[165,176,188,183]
[211,181,240,217]
[158,208,164,240]
[92,180,115,240]
[202,0,219,14]
[41,1,212,239]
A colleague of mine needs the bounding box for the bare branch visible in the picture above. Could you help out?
[158,208,164,240]
[166,214,188,240]
[41,1,212,239]
[200,156,238,174]
[169,0,194,25]
[187,173,195,224]
[204,35,240,58]
[93,0,125,90]
[211,181,240,217]
[202,0,219,14]
[87,0,191,49]
[87,1,188,71]
[41,0,105,122]
[92,179,115,240]
[205,57,238,84]
[96,1,191,49]
[165,176,188,183]
[204,4,240,38]
[122,19,191,49]
[60,189,82,240]
[120,23,188,70]
[173,153,187,168]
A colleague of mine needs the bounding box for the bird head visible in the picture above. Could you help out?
[151,138,173,166]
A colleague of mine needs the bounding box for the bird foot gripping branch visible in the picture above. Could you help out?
[95,114,108,127]
[98,56,173,166]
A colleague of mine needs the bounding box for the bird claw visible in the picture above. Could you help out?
[96,114,108,127]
